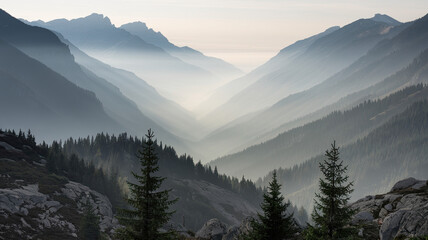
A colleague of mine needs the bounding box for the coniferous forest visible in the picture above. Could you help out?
[1,4,428,240]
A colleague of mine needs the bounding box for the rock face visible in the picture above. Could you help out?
[196,218,227,240]
[195,217,252,240]
[0,181,117,239]
[350,177,428,240]
[0,131,118,239]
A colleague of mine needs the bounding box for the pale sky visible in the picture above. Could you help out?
[3,0,428,72]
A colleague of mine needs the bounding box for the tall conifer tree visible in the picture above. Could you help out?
[306,141,355,239]
[115,129,177,240]
[79,201,101,240]
[243,170,297,240]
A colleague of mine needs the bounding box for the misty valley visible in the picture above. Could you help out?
[1,6,428,240]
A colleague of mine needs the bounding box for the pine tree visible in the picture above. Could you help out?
[243,170,297,240]
[115,129,178,240]
[79,200,101,240]
[306,141,356,239]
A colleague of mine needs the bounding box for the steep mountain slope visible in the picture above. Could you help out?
[27,14,220,108]
[210,48,428,177]
[0,131,118,239]
[0,9,189,151]
[194,26,340,119]
[261,99,428,212]
[251,46,428,153]
[0,40,119,141]
[60,132,263,231]
[201,16,403,128]
[55,33,206,140]
[202,14,428,160]
[210,85,428,179]
[120,21,242,82]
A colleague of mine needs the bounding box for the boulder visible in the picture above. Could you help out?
[390,177,426,192]
[351,178,428,240]
[351,211,374,224]
[196,218,227,240]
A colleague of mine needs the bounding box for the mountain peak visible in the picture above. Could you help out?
[80,13,113,26]
[370,13,401,26]
[121,21,149,31]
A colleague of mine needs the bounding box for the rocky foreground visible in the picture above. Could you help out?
[0,181,117,239]
[194,177,428,240]
[1,129,427,240]
[0,132,118,239]
[350,177,428,240]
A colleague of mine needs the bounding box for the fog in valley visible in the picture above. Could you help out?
[1,5,428,237]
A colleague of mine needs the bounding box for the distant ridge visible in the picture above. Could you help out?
[370,13,402,26]
[26,14,239,108]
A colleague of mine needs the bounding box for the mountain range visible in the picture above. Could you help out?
[0,9,195,155]
[199,15,405,129]
[1,8,428,228]
[26,14,242,109]
[198,13,428,160]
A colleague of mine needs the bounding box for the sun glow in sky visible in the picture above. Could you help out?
[4,0,428,72]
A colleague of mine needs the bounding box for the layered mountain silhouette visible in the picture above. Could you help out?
[0,39,118,140]
[0,9,191,153]
[194,26,340,118]
[200,16,404,129]
[120,21,242,82]
[211,81,428,179]
[27,14,239,108]
[199,14,428,160]
[264,95,428,211]
[55,33,206,140]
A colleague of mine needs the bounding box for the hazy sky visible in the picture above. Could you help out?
[3,0,428,72]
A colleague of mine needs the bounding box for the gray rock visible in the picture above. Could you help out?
[379,208,388,218]
[0,141,21,152]
[352,178,428,240]
[196,218,227,240]
[390,177,426,192]
[358,228,364,237]
[0,182,118,239]
[380,209,405,240]
[351,211,374,224]
[384,203,393,211]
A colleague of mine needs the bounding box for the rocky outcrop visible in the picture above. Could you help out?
[351,177,428,240]
[61,181,117,232]
[0,131,118,239]
[194,217,252,240]
[0,181,118,239]
[196,218,227,240]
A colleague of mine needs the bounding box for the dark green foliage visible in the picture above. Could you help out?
[1,128,125,210]
[60,131,263,205]
[115,129,178,240]
[214,83,428,180]
[261,98,428,211]
[244,171,297,240]
[306,141,356,240]
[79,201,101,240]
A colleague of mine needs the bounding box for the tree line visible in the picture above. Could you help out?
[60,132,264,205]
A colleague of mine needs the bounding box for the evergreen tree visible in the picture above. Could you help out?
[306,141,356,239]
[79,200,101,240]
[115,129,178,240]
[243,170,297,240]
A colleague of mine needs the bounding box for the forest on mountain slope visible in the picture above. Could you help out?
[211,84,428,179]
[259,98,428,211]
